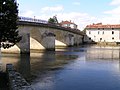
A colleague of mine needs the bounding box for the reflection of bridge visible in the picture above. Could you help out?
[16,17,84,53]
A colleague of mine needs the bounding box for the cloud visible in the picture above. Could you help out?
[38,12,98,30]
[41,6,64,13]
[97,16,120,25]
[104,6,120,15]
[102,0,120,25]
[18,2,120,31]
[56,12,99,30]
[73,2,80,5]
[19,10,98,30]
[19,9,120,30]
[44,11,120,30]
[110,0,120,5]
[19,10,35,17]
[104,1,120,19]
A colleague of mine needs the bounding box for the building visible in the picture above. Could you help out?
[84,23,120,43]
[60,20,78,29]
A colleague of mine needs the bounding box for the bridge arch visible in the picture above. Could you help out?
[30,37,45,50]
[1,45,20,53]
[16,21,83,53]
[30,28,56,50]
[55,40,66,46]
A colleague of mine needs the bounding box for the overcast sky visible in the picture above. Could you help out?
[17,0,120,30]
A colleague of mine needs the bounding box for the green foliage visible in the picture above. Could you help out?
[82,28,86,34]
[48,16,59,25]
[48,18,56,24]
[0,0,21,49]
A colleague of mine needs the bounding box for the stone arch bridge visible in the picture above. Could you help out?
[8,17,84,53]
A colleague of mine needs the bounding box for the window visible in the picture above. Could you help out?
[89,38,91,40]
[112,37,114,40]
[103,31,104,34]
[98,31,100,34]
[112,31,114,34]
[89,31,91,34]
[100,38,102,41]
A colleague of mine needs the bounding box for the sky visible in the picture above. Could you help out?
[17,0,120,30]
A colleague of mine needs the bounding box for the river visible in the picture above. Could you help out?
[1,45,120,90]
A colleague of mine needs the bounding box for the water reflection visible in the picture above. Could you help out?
[2,45,120,90]
[30,50,78,77]
[18,54,31,79]
[30,50,79,90]
[1,54,20,71]
[84,46,120,73]
[30,51,56,74]
[86,46,120,60]
[30,46,120,90]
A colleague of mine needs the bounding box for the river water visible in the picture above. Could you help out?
[1,45,120,90]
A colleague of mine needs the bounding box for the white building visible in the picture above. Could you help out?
[84,23,120,43]
[60,20,78,29]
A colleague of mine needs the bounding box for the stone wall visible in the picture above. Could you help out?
[6,64,33,90]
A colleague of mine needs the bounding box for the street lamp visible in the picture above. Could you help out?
[94,36,96,42]
[34,16,36,22]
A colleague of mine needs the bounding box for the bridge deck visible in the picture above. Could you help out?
[18,21,85,36]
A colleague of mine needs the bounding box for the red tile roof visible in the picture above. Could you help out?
[60,21,76,25]
[86,23,120,29]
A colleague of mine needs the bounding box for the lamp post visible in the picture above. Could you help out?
[94,36,96,42]
[34,16,35,22]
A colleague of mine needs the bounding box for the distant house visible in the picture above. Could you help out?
[84,23,120,43]
[60,20,78,29]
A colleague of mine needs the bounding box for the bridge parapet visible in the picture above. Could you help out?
[18,21,84,36]
[18,16,84,36]
[19,16,48,24]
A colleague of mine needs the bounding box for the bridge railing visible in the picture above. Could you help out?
[18,16,48,24]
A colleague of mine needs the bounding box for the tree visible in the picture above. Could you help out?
[48,18,56,24]
[48,15,59,24]
[0,0,21,49]
[82,28,86,34]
